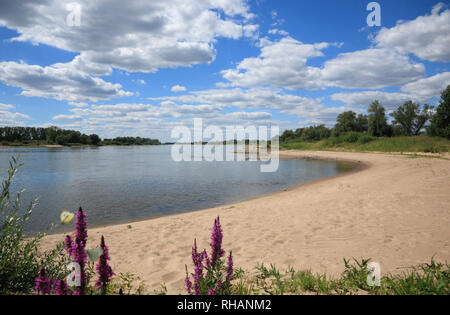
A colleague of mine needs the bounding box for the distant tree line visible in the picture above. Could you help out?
[0,126,101,145]
[0,126,162,146]
[281,85,450,142]
[101,136,161,145]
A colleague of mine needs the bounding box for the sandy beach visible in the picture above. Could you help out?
[41,151,450,294]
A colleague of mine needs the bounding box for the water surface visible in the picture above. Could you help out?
[0,146,352,234]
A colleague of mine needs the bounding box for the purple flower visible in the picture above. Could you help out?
[208,288,216,295]
[226,251,233,284]
[184,265,193,294]
[192,239,203,295]
[95,235,114,293]
[73,207,88,295]
[53,279,70,295]
[64,235,74,258]
[210,217,225,268]
[35,268,51,295]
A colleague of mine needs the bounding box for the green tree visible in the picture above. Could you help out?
[332,111,357,136]
[368,101,390,137]
[391,101,433,136]
[89,134,101,145]
[280,130,295,142]
[427,85,450,139]
[355,114,368,133]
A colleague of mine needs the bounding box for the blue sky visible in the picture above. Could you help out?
[0,0,449,141]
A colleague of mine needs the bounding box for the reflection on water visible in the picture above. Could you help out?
[0,146,352,235]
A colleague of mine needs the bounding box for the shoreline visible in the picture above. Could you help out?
[41,150,450,294]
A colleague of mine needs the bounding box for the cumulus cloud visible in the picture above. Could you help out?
[0,0,258,73]
[221,37,333,90]
[0,61,132,102]
[321,49,425,89]
[53,114,83,121]
[331,91,418,111]
[0,103,30,125]
[171,85,187,92]
[374,3,450,62]
[401,72,450,99]
[221,37,424,91]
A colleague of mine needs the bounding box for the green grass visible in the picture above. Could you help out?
[280,134,450,154]
[230,258,450,295]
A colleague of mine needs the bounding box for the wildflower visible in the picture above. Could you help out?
[53,279,69,295]
[35,268,51,295]
[64,235,74,258]
[226,251,233,284]
[210,216,225,268]
[185,265,193,294]
[95,235,114,293]
[192,239,203,295]
[73,207,88,295]
[208,288,216,295]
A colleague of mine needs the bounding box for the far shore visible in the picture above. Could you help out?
[41,150,450,294]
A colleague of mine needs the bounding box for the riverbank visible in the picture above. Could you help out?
[41,150,450,294]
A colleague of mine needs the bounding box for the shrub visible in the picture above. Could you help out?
[341,132,361,143]
[0,157,69,294]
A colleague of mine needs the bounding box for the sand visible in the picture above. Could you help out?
[41,151,450,294]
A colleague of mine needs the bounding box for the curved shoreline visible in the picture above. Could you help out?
[41,151,450,294]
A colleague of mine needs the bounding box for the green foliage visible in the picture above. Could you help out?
[427,85,450,139]
[101,136,161,145]
[231,258,449,295]
[391,101,434,136]
[300,125,331,141]
[368,101,391,137]
[0,157,69,294]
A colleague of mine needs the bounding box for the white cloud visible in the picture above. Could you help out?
[171,85,187,92]
[268,29,289,36]
[331,91,418,111]
[68,102,89,108]
[221,37,332,90]
[0,104,30,125]
[321,49,425,89]
[0,61,132,102]
[401,72,450,99]
[53,114,83,121]
[0,0,258,73]
[374,3,450,62]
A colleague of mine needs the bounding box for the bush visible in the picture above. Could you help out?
[0,157,69,294]
[341,132,361,143]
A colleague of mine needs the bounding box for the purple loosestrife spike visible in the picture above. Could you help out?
[226,251,233,284]
[35,268,51,295]
[73,207,88,295]
[95,235,115,293]
[185,265,193,294]
[64,235,74,258]
[53,279,69,295]
[210,217,225,268]
[192,238,203,295]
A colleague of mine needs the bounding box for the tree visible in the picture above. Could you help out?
[332,111,357,136]
[280,130,295,142]
[391,101,433,136]
[89,134,101,145]
[301,125,331,141]
[355,114,368,133]
[368,101,390,137]
[427,85,450,139]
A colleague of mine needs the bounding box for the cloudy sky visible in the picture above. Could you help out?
[0,0,449,141]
